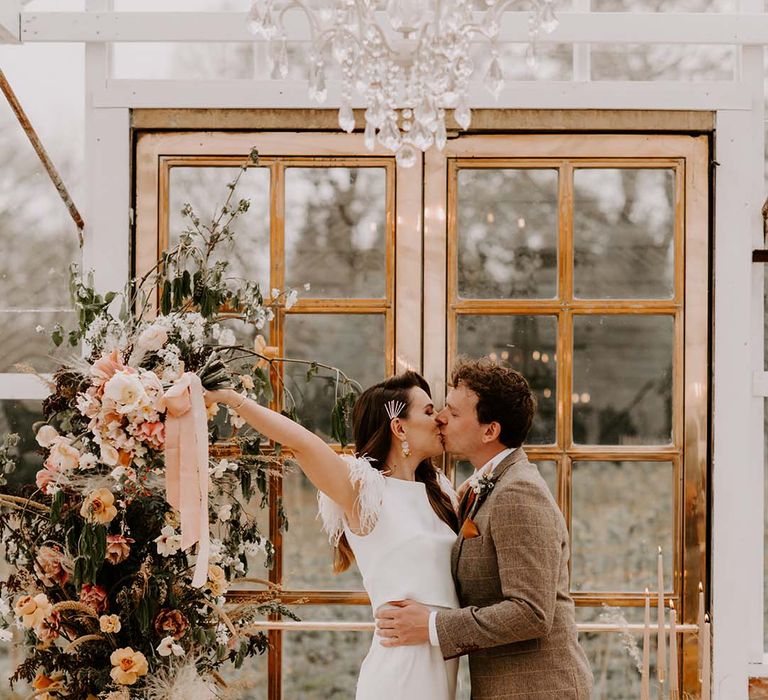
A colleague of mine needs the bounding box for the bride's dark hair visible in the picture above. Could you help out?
[333,370,459,574]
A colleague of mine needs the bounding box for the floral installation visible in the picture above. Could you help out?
[0,149,361,698]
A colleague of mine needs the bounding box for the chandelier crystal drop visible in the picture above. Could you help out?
[247,0,558,167]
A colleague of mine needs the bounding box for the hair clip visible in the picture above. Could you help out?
[384,400,406,421]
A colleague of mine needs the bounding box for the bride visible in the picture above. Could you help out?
[205,371,460,699]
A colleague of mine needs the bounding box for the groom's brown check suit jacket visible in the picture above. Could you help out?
[436,448,593,699]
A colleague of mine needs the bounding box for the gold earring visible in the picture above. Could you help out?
[401,440,411,458]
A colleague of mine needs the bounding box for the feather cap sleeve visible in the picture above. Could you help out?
[437,470,459,513]
[317,454,386,545]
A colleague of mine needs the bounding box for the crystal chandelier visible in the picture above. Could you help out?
[247,0,558,167]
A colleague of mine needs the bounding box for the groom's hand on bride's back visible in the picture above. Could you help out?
[375,600,430,647]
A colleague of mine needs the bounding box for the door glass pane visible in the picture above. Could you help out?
[576,606,662,700]
[574,168,675,299]
[282,605,372,698]
[0,399,44,486]
[168,166,271,291]
[0,310,77,372]
[282,469,364,590]
[456,168,558,299]
[573,315,674,445]
[216,641,268,698]
[571,460,674,592]
[285,168,387,298]
[456,314,557,444]
[283,314,387,441]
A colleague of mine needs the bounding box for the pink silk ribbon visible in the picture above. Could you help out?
[163,372,210,588]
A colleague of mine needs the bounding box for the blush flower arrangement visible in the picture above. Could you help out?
[0,149,360,698]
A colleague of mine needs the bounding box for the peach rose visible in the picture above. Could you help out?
[46,438,80,472]
[105,535,134,565]
[100,443,120,467]
[206,564,229,597]
[34,546,70,588]
[80,488,118,524]
[14,593,52,629]
[79,584,109,615]
[99,614,122,634]
[35,425,59,448]
[109,647,148,685]
[91,348,125,385]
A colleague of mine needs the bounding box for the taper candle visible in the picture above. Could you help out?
[657,547,667,686]
[669,601,678,700]
[698,582,705,681]
[702,614,711,699]
[642,587,650,700]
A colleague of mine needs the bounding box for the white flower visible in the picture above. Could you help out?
[104,372,148,415]
[136,324,168,352]
[35,325,45,333]
[218,328,236,346]
[217,504,232,522]
[0,629,11,642]
[210,323,221,340]
[215,623,230,645]
[229,410,245,430]
[0,597,10,615]
[78,453,98,470]
[101,443,120,467]
[285,289,299,310]
[157,635,185,657]
[271,288,280,299]
[245,538,268,558]
[35,425,59,448]
[239,374,254,390]
[154,526,182,557]
[208,539,224,564]
[304,283,311,291]
[209,459,231,480]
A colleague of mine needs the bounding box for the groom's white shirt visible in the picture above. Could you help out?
[427,446,516,646]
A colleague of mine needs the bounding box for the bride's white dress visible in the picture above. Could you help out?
[318,455,460,700]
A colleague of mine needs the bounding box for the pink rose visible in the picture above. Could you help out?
[91,348,126,385]
[34,546,70,588]
[105,535,134,566]
[35,609,61,648]
[35,467,59,495]
[79,584,109,614]
[138,421,165,447]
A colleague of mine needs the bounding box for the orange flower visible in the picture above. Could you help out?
[105,535,134,565]
[80,488,118,524]
[14,593,52,629]
[109,647,148,685]
[253,335,279,370]
[32,672,65,691]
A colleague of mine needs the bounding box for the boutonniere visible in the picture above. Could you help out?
[470,474,495,499]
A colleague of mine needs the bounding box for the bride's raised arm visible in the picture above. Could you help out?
[204,388,357,516]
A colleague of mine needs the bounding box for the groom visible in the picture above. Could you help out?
[375,358,593,699]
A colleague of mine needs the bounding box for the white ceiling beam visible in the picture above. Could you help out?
[94,78,751,111]
[0,1,20,44]
[19,11,768,46]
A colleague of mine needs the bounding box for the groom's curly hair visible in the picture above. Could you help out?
[451,358,536,448]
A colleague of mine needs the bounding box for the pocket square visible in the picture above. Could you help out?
[460,517,480,539]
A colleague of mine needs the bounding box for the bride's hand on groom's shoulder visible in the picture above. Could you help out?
[375,600,431,647]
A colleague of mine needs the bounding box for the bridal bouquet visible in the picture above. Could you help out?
[0,150,359,698]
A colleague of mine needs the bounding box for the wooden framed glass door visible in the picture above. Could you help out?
[135,127,709,699]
